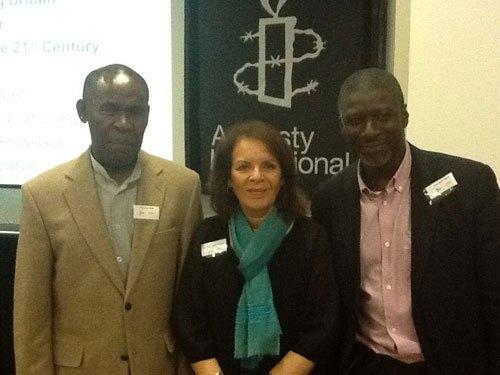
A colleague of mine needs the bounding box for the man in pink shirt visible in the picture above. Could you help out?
[312,68,499,375]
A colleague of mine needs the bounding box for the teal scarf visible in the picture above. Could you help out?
[229,208,290,369]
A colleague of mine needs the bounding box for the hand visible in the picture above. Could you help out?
[191,358,222,375]
[269,351,314,375]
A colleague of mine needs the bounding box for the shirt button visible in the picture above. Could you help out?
[384,241,390,247]
[383,200,388,206]
[120,354,129,361]
[386,284,392,290]
[116,256,123,263]
[125,302,132,310]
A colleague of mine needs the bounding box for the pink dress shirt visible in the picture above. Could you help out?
[356,143,424,363]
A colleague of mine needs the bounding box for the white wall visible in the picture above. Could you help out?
[388,0,499,177]
[171,0,186,165]
[386,0,411,101]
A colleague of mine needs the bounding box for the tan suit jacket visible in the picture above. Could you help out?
[14,150,202,375]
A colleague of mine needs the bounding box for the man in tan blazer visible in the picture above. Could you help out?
[13,64,202,374]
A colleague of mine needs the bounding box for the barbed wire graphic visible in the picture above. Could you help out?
[233,0,326,108]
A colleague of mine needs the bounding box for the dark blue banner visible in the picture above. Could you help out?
[185,0,386,193]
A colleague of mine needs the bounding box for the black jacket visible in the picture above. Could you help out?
[311,145,500,375]
[174,215,339,374]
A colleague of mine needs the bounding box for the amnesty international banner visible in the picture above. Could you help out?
[185,0,386,193]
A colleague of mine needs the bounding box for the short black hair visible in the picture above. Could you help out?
[337,68,405,114]
[209,120,307,220]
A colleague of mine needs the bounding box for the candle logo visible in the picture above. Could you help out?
[233,0,326,108]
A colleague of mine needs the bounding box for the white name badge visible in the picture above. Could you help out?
[201,238,228,258]
[133,205,160,220]
[423,172,458,205]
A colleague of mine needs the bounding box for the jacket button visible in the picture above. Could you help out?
[120,354,129,361]
[125,302,132,310]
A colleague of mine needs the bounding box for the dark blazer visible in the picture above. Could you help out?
[174,215,339,375]
[311,145,500,375]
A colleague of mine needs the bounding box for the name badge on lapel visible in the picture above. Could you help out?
[423,172,458,205]
[201,239,228,258]
[133,205,160,220]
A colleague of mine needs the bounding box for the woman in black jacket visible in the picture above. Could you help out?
[175,120,339,375]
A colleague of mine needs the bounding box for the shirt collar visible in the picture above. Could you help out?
[90,152,141,190]
[357,142,412,197]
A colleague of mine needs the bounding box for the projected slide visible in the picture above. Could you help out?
[0,0,172,185]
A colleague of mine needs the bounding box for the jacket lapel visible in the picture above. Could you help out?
[410,145,439,295]
[63,151,125,294]
[341,166,362,303]
[126,153,165,295]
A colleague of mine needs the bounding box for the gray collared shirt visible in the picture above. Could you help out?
[90,154,141,283]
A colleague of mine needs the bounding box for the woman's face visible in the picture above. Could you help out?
[230,137,282,219]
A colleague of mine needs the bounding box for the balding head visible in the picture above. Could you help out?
[82,64,149,102]
[76,64,150,180]
[337,68,405,116]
